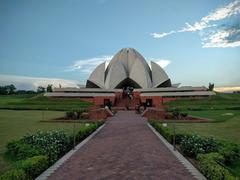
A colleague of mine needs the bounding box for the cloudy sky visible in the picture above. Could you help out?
[0,0,239,90]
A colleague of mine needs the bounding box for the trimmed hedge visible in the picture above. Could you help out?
[2,121,104,180]
[180,134,218,158]
[218,141,240,165]
[0,156,48,180]
[17,155,48,179]
[197,153,235,180]
[6,140,43,160]
[71,122,104,145]
[0,169,28,180]
[149,120,188,144]
[23,131,70,164]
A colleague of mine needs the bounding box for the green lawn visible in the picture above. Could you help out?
[165,92,240,111]
[0,94,91,111]
[0,109,85,174]
[165,93,240,144]
[169,110,240,144]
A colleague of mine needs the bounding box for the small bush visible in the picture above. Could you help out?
[6,140,43,160]
[180,134,218,158]
[197,153,235,180]
[65,109,87,119]
[17,155,48,179]
[180,112,188,117]
[218,142,240,165]
[0,169,28,180]
[65,111,77,119]
[149,120,189,145]
[75,109,87,119]
[172,108,180,119]
[23,131,70,164]
[75,123,101,142]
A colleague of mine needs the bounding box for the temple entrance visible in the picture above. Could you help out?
[115,78,141,89]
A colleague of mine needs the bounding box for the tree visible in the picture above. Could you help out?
[0,84,16,94]
[0,86,7,95]
[208,83,214,91]
[7,84,16,94]
[46,84,53,92]
[37,86,46,93]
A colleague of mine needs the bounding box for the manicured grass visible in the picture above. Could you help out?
[165,93,240,143]
[163,93,240,176]
[165,92,240,111]
[0,109,86,174]
[168,110,240,144]
[0,94,91,111]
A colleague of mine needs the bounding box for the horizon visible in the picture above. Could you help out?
[0,0,240,91]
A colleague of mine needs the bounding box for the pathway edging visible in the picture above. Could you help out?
[147,123,207,180]
[35,124,106,180]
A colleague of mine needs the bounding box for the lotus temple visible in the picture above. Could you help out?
[46,48,215,109]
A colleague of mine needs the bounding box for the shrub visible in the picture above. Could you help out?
[180,134,218,158]
[75,109,87,119]
[150,121,172,142]
[0,169,28,180]
[6,140,44,160]
[180,112,188,117]
[65,111,77,119]
[197,153,235,180]
[65,109,87,119]
[23,131,70,164]
[17,155,48,179]
[75,123,101,142]
[218,142,240,165]
[175,133,190,145]
[172,108,180,119]
[69,122,104,148]
[149,120,189,145]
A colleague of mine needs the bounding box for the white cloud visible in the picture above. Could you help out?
[67,55,113,73]
[202,29,240,48]
[202,0,240,22]
[0,74,80,90]
[150,31,176,38]
[148,58,171,68]
[179,22,215,32]
[150,0,240,48]
[155,60,171,68]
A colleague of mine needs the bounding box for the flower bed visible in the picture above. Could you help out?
[149,120,240,179]
[0,121,104,180]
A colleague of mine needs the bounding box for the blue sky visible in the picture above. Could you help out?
[0,0,239,90]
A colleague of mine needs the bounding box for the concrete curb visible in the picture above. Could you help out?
[147,123,207,180]
[35,124,106,180]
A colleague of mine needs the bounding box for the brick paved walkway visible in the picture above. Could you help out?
[48,111,194,180]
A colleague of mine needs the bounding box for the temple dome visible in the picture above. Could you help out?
[86,48,171,89]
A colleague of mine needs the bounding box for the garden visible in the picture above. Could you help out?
[148,93,240,179]
[149,120,240,179]
[0,121,103,180]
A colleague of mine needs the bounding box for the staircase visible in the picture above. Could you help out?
[113,92,141,110]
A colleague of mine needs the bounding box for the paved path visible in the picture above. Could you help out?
[48,111,194,180]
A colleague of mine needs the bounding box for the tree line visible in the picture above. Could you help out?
[0,84,53,95]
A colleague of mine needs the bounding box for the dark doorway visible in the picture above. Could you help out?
[115,78,141,89]
[104,99,110,106]
[146,99,152,107]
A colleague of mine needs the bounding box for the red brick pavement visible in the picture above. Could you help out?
[48,111,194,180]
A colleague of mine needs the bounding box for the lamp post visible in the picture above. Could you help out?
[73,121,76,149]
[173,123,176,151]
